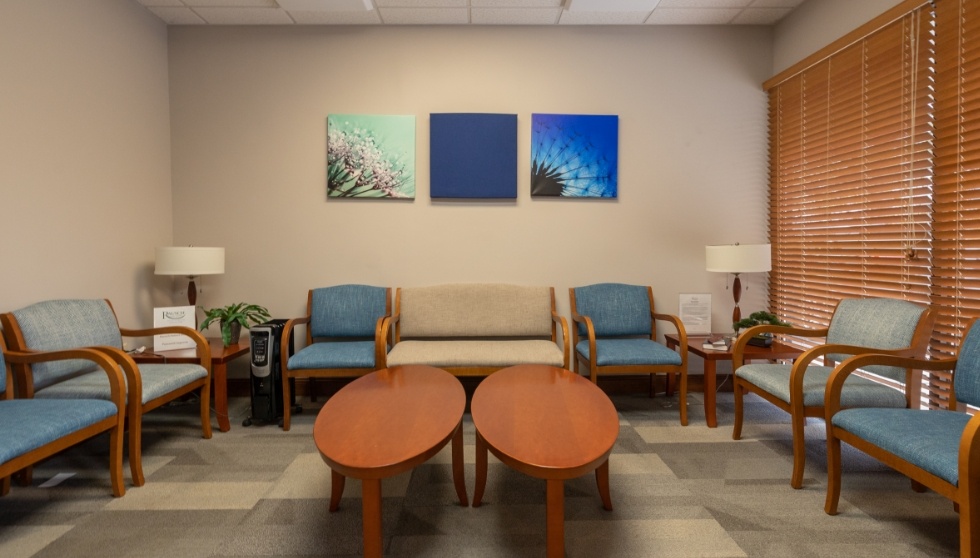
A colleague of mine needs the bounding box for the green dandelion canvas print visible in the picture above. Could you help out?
[327,114,416,199]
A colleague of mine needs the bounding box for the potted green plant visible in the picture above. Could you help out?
[733,310,791,347]
[199,302,271,346]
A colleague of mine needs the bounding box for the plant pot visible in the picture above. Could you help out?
[220,321,242,346]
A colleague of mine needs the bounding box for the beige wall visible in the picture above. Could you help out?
[168,24,775,351]
[0,0,173,331]
[773,0,906,75]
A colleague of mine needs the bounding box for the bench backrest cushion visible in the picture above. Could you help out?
[572,283,652,337]
[397,284,553,338]
[11,299,122,390]
[310,285,388,339]
[955,320,980,408]
[825,297,928,383]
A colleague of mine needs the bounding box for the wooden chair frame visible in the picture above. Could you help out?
[569,285,689,426]
[1,299,212,487]
[1,337,126,497]
[279,287,391,431]
[731,301,936,489]
[824,349,980,557]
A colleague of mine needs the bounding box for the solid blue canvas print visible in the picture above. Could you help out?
[430,113,518,199]
[531,113,618,198]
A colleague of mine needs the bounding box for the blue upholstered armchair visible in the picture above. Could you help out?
[1,299,212,487]
[824,318,980,557]
[279,285,391,431]
[0,329,127,497]
[569,283,689,425]
[731,297,936,489]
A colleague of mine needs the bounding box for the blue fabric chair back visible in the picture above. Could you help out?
[11,299,123,390]
[573,283,652,337]
[825,297,927,383]
[310,285,388,339]
[954,321,980,408]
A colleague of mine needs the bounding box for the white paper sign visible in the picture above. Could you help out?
[153,306,197,352]
[679,294,712,335]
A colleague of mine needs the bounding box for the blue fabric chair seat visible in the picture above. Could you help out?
[288,341,378,370]
[35,363,207,405]
[575,339,682,367]
[736,363,908,408]
[833,408,970,486]
[0,399,117,464]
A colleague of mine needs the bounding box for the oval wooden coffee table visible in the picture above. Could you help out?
[313,365,468,558]
[471,364,619,558]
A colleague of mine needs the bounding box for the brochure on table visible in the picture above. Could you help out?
[678,293,711,335]
[153,306,197,352]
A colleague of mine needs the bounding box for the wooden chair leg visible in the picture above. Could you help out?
[109,422,125,497]
[678,372,688,426]
[199,384,212,440]
[732,379,745,440]
[824,430,842,514]
[281,372,293,432]
[911,478,927,493]
[790,411,807,489]
[128,409,145,487]
[309,378,318,402]
[0,476,9,496]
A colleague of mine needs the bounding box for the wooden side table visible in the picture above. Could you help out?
[132,339,250,432]
[664,333,802,428]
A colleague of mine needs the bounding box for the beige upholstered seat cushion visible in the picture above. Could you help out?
[386,340,564,368]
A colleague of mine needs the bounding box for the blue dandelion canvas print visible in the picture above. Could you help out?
[327,114,415,199]
[530,113,618,198]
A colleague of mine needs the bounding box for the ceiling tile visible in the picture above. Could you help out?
[732,7,792,24]
[193,7,295,22]
[559,10,652,24]
[278,0,373,10]
[184,0,277,6]
[379,7,469,23]
[645,7,739,24]
[658,0,750,7]
[472,0,562,6]
[137,0,185,7]
[146,6,209,23]
[472,7,561,24]
[375,0,467,7]
[749,0,804,7]
[565,0,660,11]
[289,9,383,22]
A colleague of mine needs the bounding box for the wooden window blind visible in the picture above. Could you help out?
[928,0,980,406]
[766,2,935,343]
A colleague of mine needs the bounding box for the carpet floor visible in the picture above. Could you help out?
[0,389,960,557]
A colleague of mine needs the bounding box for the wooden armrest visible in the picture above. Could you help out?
[120,326,211,367]
[654,313,688,363]
[824,353,956,417]
[732,324,828,368]
[4,347,126,408]
[552,311,570,368]
[375,316,390,368]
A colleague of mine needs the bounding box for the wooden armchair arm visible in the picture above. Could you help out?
[4,348,127,409]
[732,324,829,368]
[552,311,570,368]
[789,343,919,406]
[388,312,402,344]
[824,353,956,418]
[279,316,310,375]
[654,312,688,367]
[375,316,390,369]
[89,346,145,410]
[571,314,597,366]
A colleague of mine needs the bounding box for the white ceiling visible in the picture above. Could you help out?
[136,0,807,26]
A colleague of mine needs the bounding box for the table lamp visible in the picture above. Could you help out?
[705,243,772,324]
[155,246,225,306]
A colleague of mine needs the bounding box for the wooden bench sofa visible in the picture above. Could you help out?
[383,283,569,376]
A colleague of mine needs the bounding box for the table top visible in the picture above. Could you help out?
[313,365,466,480]
[664,333,803,361]
[131,339,249,364]
[471,364,619,480]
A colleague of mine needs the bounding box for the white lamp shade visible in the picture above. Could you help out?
[705,244,771,273]
[155,247,225,276]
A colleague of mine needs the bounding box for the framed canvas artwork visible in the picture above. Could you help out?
[430,113,518,199]
[327,114,416,199]
[530,113,618,198]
